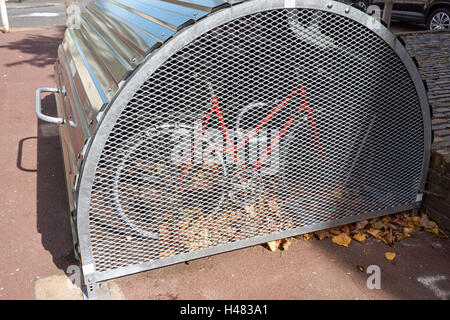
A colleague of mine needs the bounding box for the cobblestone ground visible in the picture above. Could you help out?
[402,31,450,151]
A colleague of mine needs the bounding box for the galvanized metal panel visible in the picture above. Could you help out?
[110,0,195,31]
[87,1,162,55]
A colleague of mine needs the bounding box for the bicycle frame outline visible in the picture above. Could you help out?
[177,84,329,186]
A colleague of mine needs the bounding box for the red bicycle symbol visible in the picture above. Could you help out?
[112,83,331,238]
[176,83,329,190]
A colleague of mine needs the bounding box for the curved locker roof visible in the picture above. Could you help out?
[62,0,246,114]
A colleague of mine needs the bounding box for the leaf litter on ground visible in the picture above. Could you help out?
[265,211,448,252]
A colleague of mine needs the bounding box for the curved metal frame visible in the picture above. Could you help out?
[76,0,432,284]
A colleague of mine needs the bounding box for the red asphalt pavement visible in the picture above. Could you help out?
[0,27,449,300]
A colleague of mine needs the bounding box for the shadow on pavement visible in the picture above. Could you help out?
[35,94,77,272]
[17,137,38,172]
[0,27,65,68]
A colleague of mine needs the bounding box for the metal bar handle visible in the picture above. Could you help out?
[35,87,65,124]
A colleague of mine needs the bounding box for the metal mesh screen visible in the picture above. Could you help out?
[87,8,424,272]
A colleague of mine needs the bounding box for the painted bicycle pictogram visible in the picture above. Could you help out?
[114,79,329,239]
[174,82,328,207]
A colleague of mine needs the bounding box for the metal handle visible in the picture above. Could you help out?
[36,87,65,124]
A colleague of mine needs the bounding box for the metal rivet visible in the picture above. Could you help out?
[345,7,350,13]
[193,12,198,17]
[161,32,166,37]
[107,87,112,92]
[89,119,93,125]
[131,57,137,63]
[77,153,80,159]
[327,2,333,9]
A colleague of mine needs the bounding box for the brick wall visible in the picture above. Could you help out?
[422,150,450,232]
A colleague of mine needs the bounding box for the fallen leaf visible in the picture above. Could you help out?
[395,233,406,241]
[385,252,396,261]
[367,228,382,238]
[419,213,433,229]
[387,223,398,230]
[328,228,342,236]
[372,221,385,230]
[315,229,330,240]
[340,224,350,235]
[379,233,390,245]
[425,226,442,238]
[332,233,352,247]
[352,232,366,244]
[403,227,413,235]
[267,240,279,252]
[437,228,449,239]
[303,233,313,241]
[386,229,394,244]
[280,239,292,251]
[411,216,422,228]
[355,220,368,231]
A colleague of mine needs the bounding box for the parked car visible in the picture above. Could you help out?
[369,0,450,30]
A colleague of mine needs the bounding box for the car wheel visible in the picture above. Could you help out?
[427,8,450,30]
[353,0,370,12]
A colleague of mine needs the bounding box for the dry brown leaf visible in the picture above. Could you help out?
[425,224,443,238]
[395,233,409,241]
[428,227,440,236]
[419,213,433,229]
[315,229,330,240]
[352,232,366,244]
[436,228,449,239]
[393,217,410,227]
[379,232,390,245]
[280,239,292,251]
[340,224,350,235]
[355,220,369,231]
[371,220,385,230]
[367,228,389,244]
[267,240,280,252]
[439,231,449,239]
[303,233,314,241]
[386,228,394,245]
[387,223,398,230]
[403,227,413,235]
[385,252,396,261]
[411,216,422,228]
[331,233,352,247]
[367,228,382,238]
[328,228,342,236]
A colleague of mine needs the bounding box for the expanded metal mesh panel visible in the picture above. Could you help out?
[88,8,424,272]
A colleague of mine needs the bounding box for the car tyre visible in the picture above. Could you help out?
[427,7,450,30]
[353,0,370,12]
